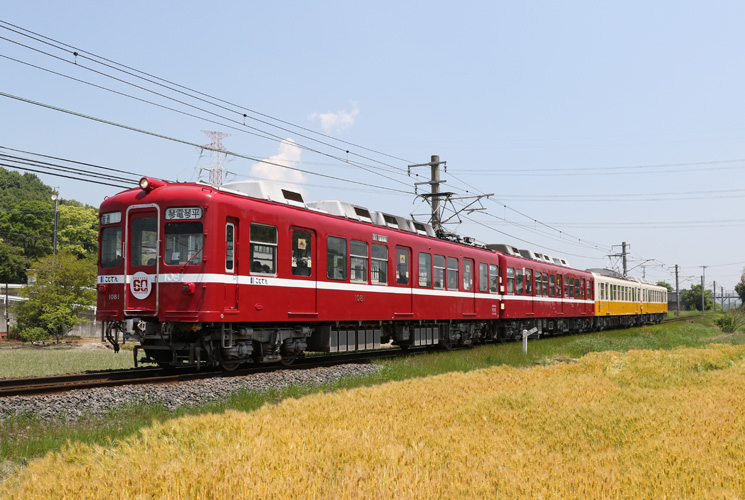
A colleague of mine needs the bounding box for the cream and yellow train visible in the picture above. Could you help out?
[590,269,668,329]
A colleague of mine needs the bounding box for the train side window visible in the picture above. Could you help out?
[588,281,592,300]
[489,264,499,293]
[250,223,277,274]
[557,275,563,297]
[371,243,388,284]
[543,273,549,297]
[350,240,368,283]
[165,221,203,266]
[418,252,432,287]
[396,248,409,285]
[525,269,533,295]
[100,226,122,268]
[535,270,542,296]
[463,259,474,291]
[581,279,585,299]
[506,268,515,294]
[515,268,524,295]
[225,223,235,272]
[447,257,458,290]
[479,263,488,292]
[292,230,312,277]
[549,274,555,297]
[433,255,445,289]
[327,236,347,280]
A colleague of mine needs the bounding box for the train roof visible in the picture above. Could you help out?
[588,269,664,287]
[486,244,570,268]
[213,180,438,238]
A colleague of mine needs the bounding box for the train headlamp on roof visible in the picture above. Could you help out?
[139,177,166,192]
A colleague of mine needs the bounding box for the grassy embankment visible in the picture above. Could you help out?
[0,313,743,495]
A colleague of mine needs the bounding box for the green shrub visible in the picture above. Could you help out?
[18,327,51,343]
[716,307,745,333]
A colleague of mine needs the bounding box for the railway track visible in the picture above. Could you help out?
[0,348,409,398]
[3,317,693,399]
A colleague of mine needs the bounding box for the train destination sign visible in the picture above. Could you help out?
[100,211,121,225]
[165,207,203,220]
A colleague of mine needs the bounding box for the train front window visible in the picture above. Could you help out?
[131,217,157,267]
[165,222,203,265]
[100,226,122,268]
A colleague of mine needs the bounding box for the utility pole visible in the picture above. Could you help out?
[675,264,680,316]
[51,194,58,255]
[714,281,717,311]
[408,155,449,234]
[608,243,629,277]
[430,155,442,231]
[701,272,705,313]
[721,286,725,311]
[409,156,491,240]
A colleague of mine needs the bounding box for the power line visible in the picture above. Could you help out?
[446,171,610,252]
[0,91,414,195]
[458,158,745,176]
[0,20,415,177]
[0,43,409,184]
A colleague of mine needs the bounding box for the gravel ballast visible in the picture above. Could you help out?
[0,364,383,423]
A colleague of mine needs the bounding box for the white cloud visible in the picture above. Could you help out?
[249,139,307,191]
[309,101,360,134]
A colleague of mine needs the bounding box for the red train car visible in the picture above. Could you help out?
[98,178,512,369]
[491,245,595,337]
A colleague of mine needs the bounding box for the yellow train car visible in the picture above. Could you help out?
[591,269,667,328]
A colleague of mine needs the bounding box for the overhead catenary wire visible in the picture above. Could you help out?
[0,91,414,195]
[0,20,415,175]
[445,171,610,252]
[0,44,412,186]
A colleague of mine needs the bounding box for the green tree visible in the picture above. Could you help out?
[57,204,98,258]
[14,252,96,343]
[0,241,27,283]
[735,268,745,304]
[657,281,673,292]
[681,284,714,311]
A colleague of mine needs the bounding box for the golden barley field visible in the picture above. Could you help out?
[3,344,745,499]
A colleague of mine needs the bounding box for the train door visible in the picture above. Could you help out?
[463,258,475,316]
[394,247,413,316]
[525,268,535,317]
[288,228,317,316]
[125,206,160,316]
[224,219,238,311]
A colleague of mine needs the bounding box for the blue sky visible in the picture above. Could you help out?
[2,1,744,293]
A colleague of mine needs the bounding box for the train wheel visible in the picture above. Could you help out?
[220,359,241,371]
[218,348,242,371]
[280,352,305,367]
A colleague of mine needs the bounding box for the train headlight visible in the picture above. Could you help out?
[97,284,107,293]
[182,282,195,294]
[139,177,166,192]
